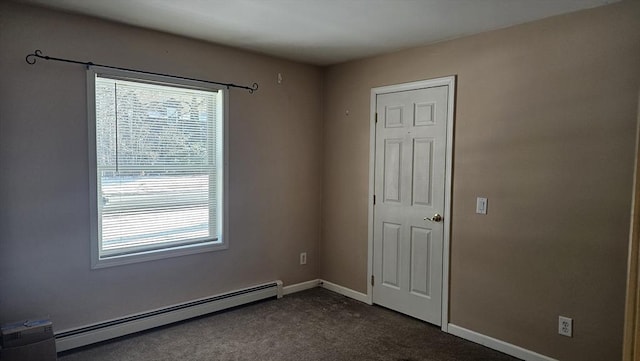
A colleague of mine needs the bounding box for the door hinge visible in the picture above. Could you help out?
[373,194,376,205]
[375,112,378,123]
[371,275,375,286]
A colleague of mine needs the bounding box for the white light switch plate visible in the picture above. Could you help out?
[476,197,488,214]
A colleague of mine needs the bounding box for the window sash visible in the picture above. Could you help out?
[97,173,217,258]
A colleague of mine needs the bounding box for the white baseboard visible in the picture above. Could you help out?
[319,280,369,304]
[55,281,282,352]
[447,324,557,361]
[282,279,321,295]
[281,279,369,305]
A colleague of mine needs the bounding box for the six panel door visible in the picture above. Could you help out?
[373,85,449,325]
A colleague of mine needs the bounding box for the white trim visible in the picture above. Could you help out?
[55,281,282,352]
[86,67,230,269]
[281,279,369,305]
[447,324,558,361]
[282,279,321,295]
[281,279,370,305]
[367,88,377,306]
[441,76,456,332]
[320,280,369,304]
[368,76,456,330]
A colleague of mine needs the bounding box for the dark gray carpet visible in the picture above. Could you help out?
[58,288,519,361]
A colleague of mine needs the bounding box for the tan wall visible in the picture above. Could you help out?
[320,2,640,360]
[0,2,322,331]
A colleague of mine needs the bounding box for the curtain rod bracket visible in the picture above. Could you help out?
[25,49,259,94]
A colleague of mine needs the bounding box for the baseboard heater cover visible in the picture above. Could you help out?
[55,280,283,352]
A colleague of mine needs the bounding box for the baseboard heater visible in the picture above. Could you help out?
[55,280,283,352]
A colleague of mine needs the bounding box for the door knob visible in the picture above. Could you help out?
[424,214,443,222]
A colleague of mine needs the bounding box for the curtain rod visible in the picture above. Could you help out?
[25,49,259,94]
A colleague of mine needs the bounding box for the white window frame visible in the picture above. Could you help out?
[87,67,229,269]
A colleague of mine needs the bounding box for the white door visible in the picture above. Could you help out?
[372,84,450,325]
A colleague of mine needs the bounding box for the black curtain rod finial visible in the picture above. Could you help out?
[24,49,258,94]
[25,49,43,65]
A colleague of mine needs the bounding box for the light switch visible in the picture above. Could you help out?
[476,197,488,214]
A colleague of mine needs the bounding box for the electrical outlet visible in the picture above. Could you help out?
[558,316,573,337]
[299,252,307,265]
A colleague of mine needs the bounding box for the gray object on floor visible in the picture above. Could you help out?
[1,318,57,361]
[59,288,519,361]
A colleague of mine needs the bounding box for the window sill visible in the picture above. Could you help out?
[91,241,228,269]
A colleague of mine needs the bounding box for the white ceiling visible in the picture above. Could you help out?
[17,0,617,65]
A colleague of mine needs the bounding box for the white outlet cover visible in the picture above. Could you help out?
[558,316,573,337]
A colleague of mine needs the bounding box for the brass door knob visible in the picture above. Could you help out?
[424,214,443,222]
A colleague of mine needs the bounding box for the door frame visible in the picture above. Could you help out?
[623,90,640,361]
[367,76,456,332]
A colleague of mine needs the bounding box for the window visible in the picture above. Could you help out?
[88,68,228,268]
